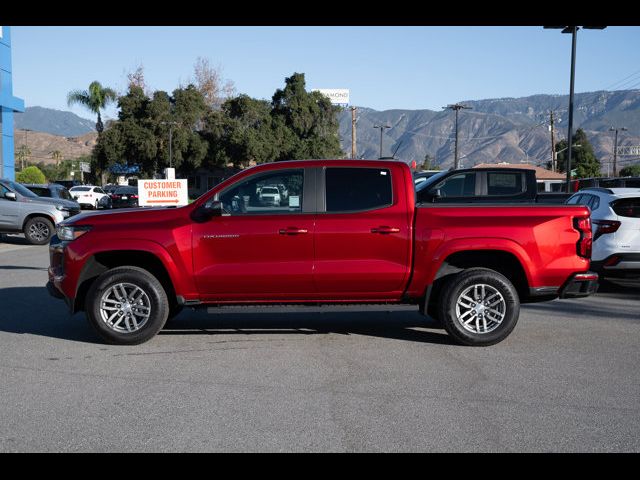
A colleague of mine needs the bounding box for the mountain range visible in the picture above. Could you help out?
[13,90,640,173]
[338,89,640,173]
[14,106,96,137]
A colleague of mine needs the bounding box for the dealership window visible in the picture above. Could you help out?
[188,175,201,189]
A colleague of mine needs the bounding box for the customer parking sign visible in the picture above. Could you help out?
[139,179,188,207]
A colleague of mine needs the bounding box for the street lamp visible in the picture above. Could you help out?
[544,26,606,190]
[373,124,391,159]
[443,104,472,169]
[609,126,627,176]
[160,121,179,169]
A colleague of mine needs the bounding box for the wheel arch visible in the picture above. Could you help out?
[74,250,177,313]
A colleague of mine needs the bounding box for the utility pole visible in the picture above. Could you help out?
[544,25,606,190]
[351,107,357,159]
[161,121,179,170]
[373,124,391,159]
[550,111,556,172]
[610,126,627,177]
[443,104,472,169]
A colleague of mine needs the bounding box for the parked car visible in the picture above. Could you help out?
[22,184,81,212]
[566,187,640,279]
[48,160,597,346]
[413,170,441,186]
[258,185,281,206]
[416,168,572,204]
[0,178,68,244]
[52,180,84,190]
[110,186,139,208]
[69,185,109,210]
[102,184,120,195]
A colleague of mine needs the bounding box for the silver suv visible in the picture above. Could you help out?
[0,178,69,245]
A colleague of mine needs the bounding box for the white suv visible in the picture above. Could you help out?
[567,188,640,278]
[69,185,108,209]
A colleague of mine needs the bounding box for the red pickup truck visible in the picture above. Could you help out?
[47,160,598,346]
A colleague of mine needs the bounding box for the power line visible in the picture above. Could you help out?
[603,68,640,91]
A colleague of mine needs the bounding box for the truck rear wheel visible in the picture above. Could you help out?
[438,268,520,346]
[85,266,169,345]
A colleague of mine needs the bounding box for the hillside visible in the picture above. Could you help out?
[14,106,95,137]
[13,129,97,166]
[338,89,640,174]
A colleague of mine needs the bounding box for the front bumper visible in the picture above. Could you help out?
[558,272,599,298]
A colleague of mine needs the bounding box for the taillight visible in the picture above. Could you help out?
[593,220,621,241]
[574,216,592,259]
[131,195,138,199]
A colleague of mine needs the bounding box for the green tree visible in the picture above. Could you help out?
[67,81,118,134]
[16,165,46,184]
[620,164,640,177]
[555,129,601,178]
[15,145,31,170]
[271,73,343,160]
[421,154,439,171]
[50,150,63,166]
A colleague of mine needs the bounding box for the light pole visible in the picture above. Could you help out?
[161,121,179,169]
[545,26,606,190]
[610,126,627,176]
[373,124,391,159]
[443,104,472,169]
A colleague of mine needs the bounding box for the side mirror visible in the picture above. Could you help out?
[4,192,17,201]
[203,199,226,218]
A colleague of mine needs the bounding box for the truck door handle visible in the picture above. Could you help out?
[279,227,308,235]
[371,226,400,234]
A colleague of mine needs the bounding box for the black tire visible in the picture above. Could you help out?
[438,267,520,346]
[95,199,99,210]
[23,216,54,245]
[85,266,169,345]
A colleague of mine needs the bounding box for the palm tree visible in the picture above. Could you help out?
[50,150,63,166]
[67,81,118,134]
[16,145,31,170]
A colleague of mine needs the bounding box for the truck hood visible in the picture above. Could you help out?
[61,206,186,226]
[23,196,81,210]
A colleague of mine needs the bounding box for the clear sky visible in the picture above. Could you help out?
[10,26,640,122]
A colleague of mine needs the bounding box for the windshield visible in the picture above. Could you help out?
[5,180,38,198]
[261,187,279,194]
[57,188,72,200]
[71,187,91,192]
[414,169,450,194]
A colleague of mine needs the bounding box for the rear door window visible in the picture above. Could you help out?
[325,167,392,213]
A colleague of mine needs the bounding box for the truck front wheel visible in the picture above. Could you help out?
[438,268,520,346]
[24,217,54,245]
[85,266,169,345]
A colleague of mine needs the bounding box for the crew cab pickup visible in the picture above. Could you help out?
[47,160,598,346]
[416,167,571,204]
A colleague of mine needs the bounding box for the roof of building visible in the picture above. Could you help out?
[473,162,566,180]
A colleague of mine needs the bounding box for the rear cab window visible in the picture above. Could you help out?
[486,172,525,196]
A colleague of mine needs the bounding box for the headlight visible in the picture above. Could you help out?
[56,225,92,241]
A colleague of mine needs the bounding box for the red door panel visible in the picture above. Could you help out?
[192,214,316,301]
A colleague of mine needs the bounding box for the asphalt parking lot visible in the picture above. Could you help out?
[0,235,639,452]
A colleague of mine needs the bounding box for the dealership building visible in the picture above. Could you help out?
[1,26,25,181]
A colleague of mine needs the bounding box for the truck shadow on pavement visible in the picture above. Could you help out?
[0,287,96,343]
[162,309,456,345]
[0,286,455,345]
[0,235,30,245]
